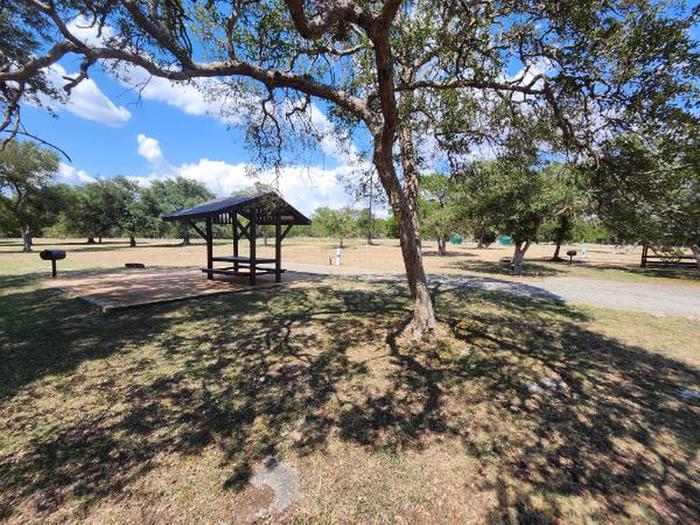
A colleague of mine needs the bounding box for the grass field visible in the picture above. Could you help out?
[1,237,698,285]
[0,238,699,523]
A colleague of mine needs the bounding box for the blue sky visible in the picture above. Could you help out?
[26,44,357,215]
[28,8,697,216]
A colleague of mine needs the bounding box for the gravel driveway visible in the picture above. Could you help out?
[287,263,700,319]
[536,276,700,318]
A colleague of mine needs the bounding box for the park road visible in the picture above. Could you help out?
[286,263,700,319]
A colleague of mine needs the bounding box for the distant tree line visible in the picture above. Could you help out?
[0,140,216,251]
[1,139,697,272]
[413,136,698,273]
[304,206,393,248]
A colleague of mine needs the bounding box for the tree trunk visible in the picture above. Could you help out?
[512,241,531,275]
[87,237,96,244]
[263,228,269,247]
[552,240,562,260]
[438,237,447,256]
[551,215,569,261]
[475,228,485,249]
[394,201,438,337]
[339,237,344,249]
[129,235,136,247]
[367,173,374,245]
[371,32,437,339]
[98,236,102,244]
[22,228,33,253]
[373,145,438,338]
[182,231,191,246]
[399,119,422,253]
[692,244,700,269]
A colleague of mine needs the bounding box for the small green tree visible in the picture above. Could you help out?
[142,177,214,244]
[458,159,557,274]
[111,177,155,247]
[0,141,61,251]
[65,178,133,243]
[312,207,356,248]
[539,164,587,261]
[419,173,459,256]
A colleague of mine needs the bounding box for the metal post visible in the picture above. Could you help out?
[232,211,239,273]
[206,217,213,280]
[51,259,57,278]
[249,210,256,285]
[275,209,282,283]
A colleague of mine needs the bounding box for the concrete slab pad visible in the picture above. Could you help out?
[52,267,317,312]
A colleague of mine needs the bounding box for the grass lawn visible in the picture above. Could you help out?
[2,237,698,286]
[0,268,698,523]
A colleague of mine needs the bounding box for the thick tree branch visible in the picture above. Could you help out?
[396,78,546,95]
[285,0,365,39]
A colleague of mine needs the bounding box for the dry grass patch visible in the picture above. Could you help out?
[0,273,698,523]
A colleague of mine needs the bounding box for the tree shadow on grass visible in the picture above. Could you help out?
[0,278,697,522]
[450,259,565,277]
[421,249,476,258]
[586,264,700,282]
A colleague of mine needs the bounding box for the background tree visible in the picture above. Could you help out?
[473,229,497,249]
[312,207,356,248]
[142,177,214,245]
[588,130,700,267]
[65,178,131,244]
[342,169,385,246]
[111,176,153,247]
[539,164,588,261]
[458,159,557,274]
[0,140,61,251]
[419,173,459,256]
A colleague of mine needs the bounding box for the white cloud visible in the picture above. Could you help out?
[58,162,96,184]
[63,16,352,162]
[50,133,374,215]
[66,15,116,46]
[42,64,131,126]
[136,133,166,165]
[134,134,354,214]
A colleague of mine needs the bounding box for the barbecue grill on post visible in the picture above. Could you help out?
[39,249,66,278]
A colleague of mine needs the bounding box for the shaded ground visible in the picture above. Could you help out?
[0,273,698,523]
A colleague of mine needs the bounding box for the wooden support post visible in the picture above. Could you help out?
[641,244,648,268]
[249,210,256,285]
[206,217,213,280]
[232,211,239,273]
[275,209,282,283]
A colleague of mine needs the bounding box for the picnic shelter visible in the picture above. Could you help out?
[163,192,310,284]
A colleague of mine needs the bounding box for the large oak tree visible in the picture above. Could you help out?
[0,140,62,251]
[1,0,696,336]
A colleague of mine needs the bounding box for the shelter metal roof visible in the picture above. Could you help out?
[162,192,310,225]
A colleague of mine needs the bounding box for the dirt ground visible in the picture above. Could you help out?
[1,238,699,523]
[0,236,670,276]
[53,268,318,311]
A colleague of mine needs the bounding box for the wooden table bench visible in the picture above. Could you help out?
[202,255,285,283]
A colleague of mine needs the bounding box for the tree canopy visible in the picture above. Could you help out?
[1,0,697,335]
[0,140,62,251]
